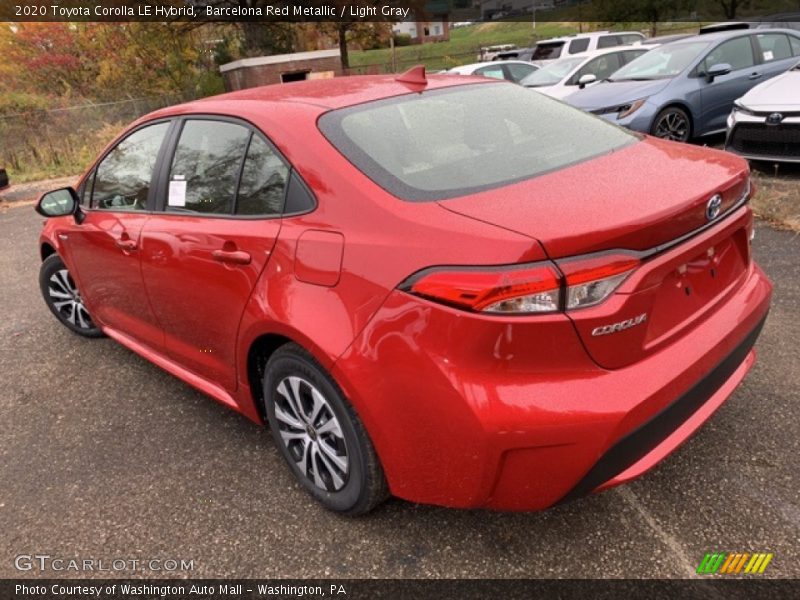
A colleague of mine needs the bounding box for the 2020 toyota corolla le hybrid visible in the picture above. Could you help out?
[35,70,771,515]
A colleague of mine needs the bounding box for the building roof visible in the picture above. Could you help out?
[220,49,341,73]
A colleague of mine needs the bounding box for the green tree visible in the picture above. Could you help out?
[594,0,694,36]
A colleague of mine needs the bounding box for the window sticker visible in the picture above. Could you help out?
[763,50,774,61]
[168,177,186,207]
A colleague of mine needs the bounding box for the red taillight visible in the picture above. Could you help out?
[405,263,561,314]
[402,253,639,315]
[558,253,639,310]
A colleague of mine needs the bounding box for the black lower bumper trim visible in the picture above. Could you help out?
[557,314,767,505]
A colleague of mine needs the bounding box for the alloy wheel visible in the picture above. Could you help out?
[48,268,94,330]
[653,111,689,141]
[274,375,349,492]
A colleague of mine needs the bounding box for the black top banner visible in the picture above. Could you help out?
[1,0,799,23]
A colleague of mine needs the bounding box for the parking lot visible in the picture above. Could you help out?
[0,195,797,579]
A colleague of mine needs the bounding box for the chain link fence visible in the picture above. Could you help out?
[0,94,193,183]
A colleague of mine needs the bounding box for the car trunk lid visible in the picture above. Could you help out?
[439,137,752,368]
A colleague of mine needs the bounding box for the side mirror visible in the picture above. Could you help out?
[706,63,732,82]
[578,73,597,89]
[35,187,82,222]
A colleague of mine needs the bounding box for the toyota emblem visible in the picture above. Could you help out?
[706,194,722,221]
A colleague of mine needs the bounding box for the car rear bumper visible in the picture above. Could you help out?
[333,260,772,511]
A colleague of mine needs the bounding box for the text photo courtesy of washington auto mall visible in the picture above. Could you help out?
[1,0,799,598]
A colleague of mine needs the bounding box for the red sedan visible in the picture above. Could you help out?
[35,69,772,514]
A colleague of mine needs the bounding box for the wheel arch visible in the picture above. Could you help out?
[653,101,695,138]
[243,328,338,424]
[40,242,57,262]
[246,332,294,423]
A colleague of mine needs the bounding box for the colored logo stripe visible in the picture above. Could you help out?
[697,552,773,574]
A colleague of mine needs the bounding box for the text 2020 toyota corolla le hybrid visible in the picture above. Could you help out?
[35,71,771,514]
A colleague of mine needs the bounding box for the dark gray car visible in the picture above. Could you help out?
[566,29,800,142]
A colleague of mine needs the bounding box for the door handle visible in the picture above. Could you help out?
[212,249,251,265]
[748,72,762,80]
[115,239,138,251]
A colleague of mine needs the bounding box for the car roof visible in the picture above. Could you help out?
[687,26,799,42]
[536,30,643,44]
[147,74,490,117]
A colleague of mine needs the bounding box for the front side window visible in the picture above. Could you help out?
[521,56,585,87]
[569,53,622,85]
[611,41,709,81]
[756,33,793,63]
[702,36,755,73]
[319,83,636,201]
[92,122,169,211]
[791,35,800,55]
[167,120,250,214]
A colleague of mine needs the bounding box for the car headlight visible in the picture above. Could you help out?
[592,99,647,119]
[617,99,646,119]
[732,101,756,117]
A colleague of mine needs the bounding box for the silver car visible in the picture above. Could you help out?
[726,61,800,162]
[568,29,800,142]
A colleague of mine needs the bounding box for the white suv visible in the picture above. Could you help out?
[530,31,646,65]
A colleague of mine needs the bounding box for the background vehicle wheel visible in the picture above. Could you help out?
[651,106,692,142]
[264,343,388,515]
[39,254,104,338]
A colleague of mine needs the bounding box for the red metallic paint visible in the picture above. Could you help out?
[39,75,772,510]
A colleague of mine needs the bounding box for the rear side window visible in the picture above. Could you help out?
[319,83,636,201]
[168,120,250,214]
[598,35,624,49]
[568,38,589,54]
[756,33,793,63]
[532,42,563,60]
[702,36,755,72]
[236,135,289,216]
[792,35,800,55]
[92,122,169,211]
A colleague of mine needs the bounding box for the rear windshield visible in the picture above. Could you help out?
[532,42,565,60]
[318,83,637,201]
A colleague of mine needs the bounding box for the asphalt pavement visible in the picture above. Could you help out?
[0,204,797,579]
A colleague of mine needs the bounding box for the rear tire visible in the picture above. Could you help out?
[263,343,388,515]
[39,254,104,338]
[651,106,692,142]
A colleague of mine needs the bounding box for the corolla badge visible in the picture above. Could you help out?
[766,113,784,126]
[591,313,647,336]
[706,194,722,221]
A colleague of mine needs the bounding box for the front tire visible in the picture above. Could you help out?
[39,254,103,337]
[263,344,388,515]
[651,106,692,142]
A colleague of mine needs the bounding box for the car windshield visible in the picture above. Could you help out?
[319,83,637,201]
[609,41,709,81]
[521,56,586,87]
